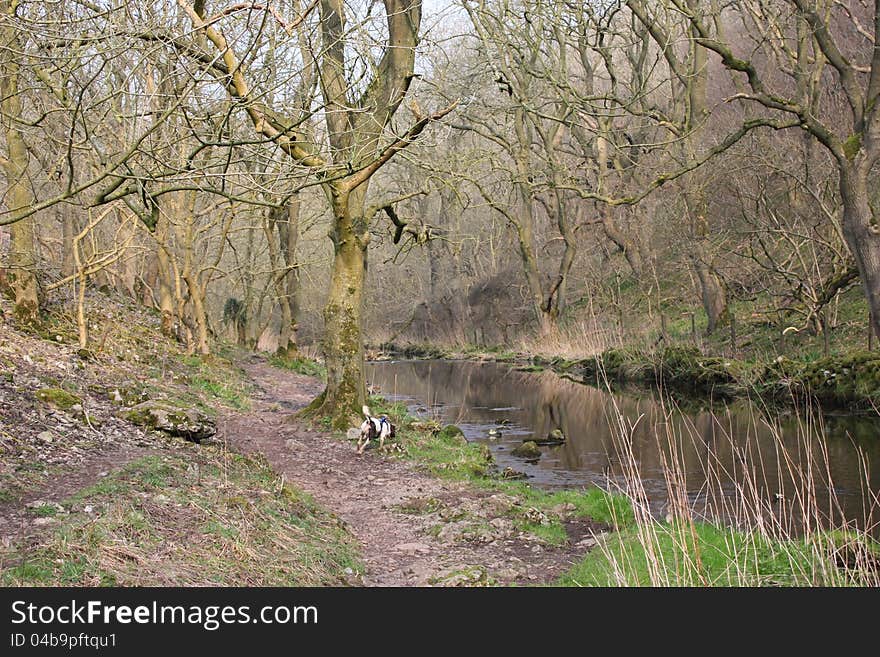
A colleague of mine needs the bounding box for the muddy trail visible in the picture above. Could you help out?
[223,357,605,586]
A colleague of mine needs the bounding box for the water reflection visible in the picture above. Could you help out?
[366,359,880,534]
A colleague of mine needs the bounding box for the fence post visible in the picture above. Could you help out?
[690,312,697,346]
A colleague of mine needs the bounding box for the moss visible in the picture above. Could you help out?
[766,351,880,409]
[511,441,541,459]
[437,425,466,444]
[843,132,862,160]
[34,388,81,410]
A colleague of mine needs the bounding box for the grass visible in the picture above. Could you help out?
[180,354,252,411]
[553,386,880,587]
[268,353,327,379]
[558,520,880,587]
[0,448,361,586]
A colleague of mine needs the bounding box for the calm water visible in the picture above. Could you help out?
[366,359,880,533]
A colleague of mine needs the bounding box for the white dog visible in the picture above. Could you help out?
[357,405,396,454]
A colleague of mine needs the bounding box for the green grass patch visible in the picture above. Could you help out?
[178,354,252,411]
[268,354,327,380]
[557,519,879,586]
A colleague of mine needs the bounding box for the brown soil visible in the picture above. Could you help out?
[223,357,606,586]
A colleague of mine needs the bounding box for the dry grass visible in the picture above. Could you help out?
[0,444,361,586]
[515,320,618,361]
[565,369,880,586]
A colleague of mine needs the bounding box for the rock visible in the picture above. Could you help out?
[487,428,501,439]
[26,500,64,514]
[123,400,216,442]
[524,507,550,525]
[511,441,541,459]
[284,439,300,451]
[499,466,527,480]
[346,427,361,442]
[36,431,54,444]
[534,428,565,445]
[551,502,577,517]
[34,388,81,410]
[411,419,442,433]
[437,425,467,445]
[430,566,495,587]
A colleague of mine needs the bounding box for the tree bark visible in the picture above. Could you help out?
[154,210,177,338]
[0,3,40,325]
[308,186,369,428]
[840,164,880,340]
[276,196,300,355]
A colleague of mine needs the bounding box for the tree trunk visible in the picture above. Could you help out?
[307,187,368,429]
[0,7,40,326]
[60,204,76,278]
[693,256,728,335]
[276,196,300,355]
[154,211,176,338]
[840,164,880,340]
[600,206,644,278]
[182,273,210,355]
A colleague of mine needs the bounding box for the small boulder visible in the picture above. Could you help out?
[511,441,541,459]
[534,428,565,445]
[36,431,54,444]
[35,388,81,411]
[123,400,216,442]
[438,425,467,445]
[498,467,527,480]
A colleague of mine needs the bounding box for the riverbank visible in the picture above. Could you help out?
[354,386,880,586]
[370,341,880,412]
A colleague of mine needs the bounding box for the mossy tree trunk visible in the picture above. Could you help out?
[310,186,369,428]
[177,0,449,426]
[0,0,40,326]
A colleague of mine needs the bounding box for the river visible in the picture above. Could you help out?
[366,358,880,535]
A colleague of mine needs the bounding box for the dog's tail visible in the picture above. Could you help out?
[362,405,371,419]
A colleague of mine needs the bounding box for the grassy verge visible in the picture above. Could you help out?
[0,447,360,586]
[363,397,632,543]
[558,521,880,587]
[268,353,327,380]
[179,354,253,411]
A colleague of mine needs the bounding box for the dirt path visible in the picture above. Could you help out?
[223,357,603,586]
